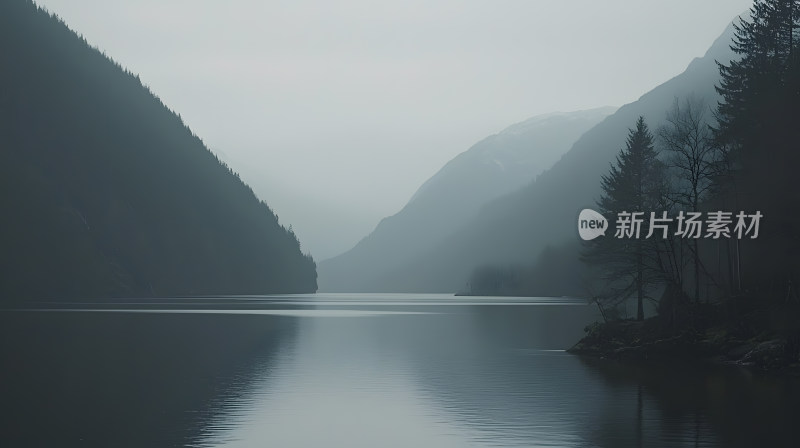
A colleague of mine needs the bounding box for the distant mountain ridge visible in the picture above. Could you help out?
[409,107,617,205]
[319,107,615,291]
[0,0,317,300]
[370,20,740,293]
[321,18,739,293]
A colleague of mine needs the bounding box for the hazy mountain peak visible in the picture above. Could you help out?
[319,106,615,291]
[409,106,617,205]
[499,106,618,137]
[319,16,740,293]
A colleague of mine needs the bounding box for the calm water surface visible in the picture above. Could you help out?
[2,294,799,447]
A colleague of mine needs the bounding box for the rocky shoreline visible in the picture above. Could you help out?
[567,314,800,374]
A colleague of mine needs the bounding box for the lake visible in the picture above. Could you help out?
[1,294,799,447]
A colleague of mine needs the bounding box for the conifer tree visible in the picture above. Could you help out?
[583,117,666,320]
[714,0,800,291]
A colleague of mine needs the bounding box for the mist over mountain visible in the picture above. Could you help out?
[234,164,380,261]
[319,107,616,291]
[321,20,738,293]
[0,0,317,300]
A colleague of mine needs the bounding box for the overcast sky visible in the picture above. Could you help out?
[34,0,751,259]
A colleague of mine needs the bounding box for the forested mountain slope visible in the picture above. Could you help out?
[0,0,317,300]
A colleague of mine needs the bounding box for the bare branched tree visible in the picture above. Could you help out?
[658,95,720,302]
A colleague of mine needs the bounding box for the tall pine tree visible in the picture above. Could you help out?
[714,0,800,291]
[583,117,666,320]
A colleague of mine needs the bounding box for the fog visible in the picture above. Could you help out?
[34,0,751,259]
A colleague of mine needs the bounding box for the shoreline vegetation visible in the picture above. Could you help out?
[465,0,800,378]
[571,0,800,376]
[567,296,800,375]
[452,291,800,374]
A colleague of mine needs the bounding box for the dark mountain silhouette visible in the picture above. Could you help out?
[319,108,615,291]
[0,0,317,301]
[322,20,739,293]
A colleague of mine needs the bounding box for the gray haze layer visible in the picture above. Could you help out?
[32,0,751,259]
[319,107,615,291]
[320,20,739,292]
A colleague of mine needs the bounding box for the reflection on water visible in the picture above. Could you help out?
[2,294,799,447]
[0,311,297,448]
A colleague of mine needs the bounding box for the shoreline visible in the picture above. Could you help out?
[567,316,800,376]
